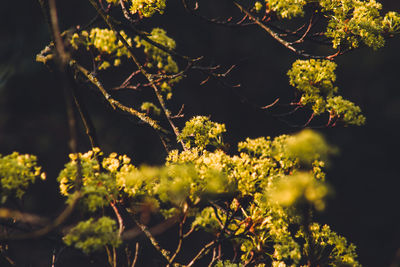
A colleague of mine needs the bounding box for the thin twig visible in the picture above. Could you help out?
[131,242,140,267]
[132,218,171,263]
[110,202,125,237]
[234,1,328,59]
[119,0,140,24]
[208,248,218,267]
[106,246,113,267]
[51,249,56,267]
[122,216,179,240]
[181,0,255,28]
[70,60,164,132]
[290,13,316,45]
[261,98,280,109]
[187,240,216,267]
[167,212,188,266]
[183,227,195,239]
[113,247,117,267]
[71,78,100,149]
[0,246,16,266]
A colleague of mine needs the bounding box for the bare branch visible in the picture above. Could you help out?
[132,218,171,263]
[111,202,125,237]
[234,1,329,59]
[70,60,165,132]
[0,192,81,241]
[261,98,280,109]
[131,242,140,267]
[181,0,255,28]
[187,240,216,267]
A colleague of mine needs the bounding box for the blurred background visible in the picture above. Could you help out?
[0,0,399,266]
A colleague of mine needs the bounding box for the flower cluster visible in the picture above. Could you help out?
[58,148,134,212]
[129,0,166,18]
[178,116,227,150]
[140,101,161,116]
[255,0,400,50]
[268,0,307,19]
[105,0,166,18]
[134,28,180,98]
[70,28,132,70]
[321,0,385,50]
[288,59,365,125]
[296,223,361,266]
[0,152,45,201]
[63,216,121,254]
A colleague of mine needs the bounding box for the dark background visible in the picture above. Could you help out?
[0,0,399,266]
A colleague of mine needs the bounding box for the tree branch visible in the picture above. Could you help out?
[234,1,329,59]
[88,0,186,150]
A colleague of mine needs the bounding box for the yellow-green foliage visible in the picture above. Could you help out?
[288,59,338,99]
[106,0,166,18]
[255,0,400,50]
[70,28,132,70]
[52,116,359,263]
[239,197,303,264]
[58,148,134,212]
[105,0,119,4]
[321,0,385,50]
[121,163,232,208]
[52,117,358,263]
[140,101,161,116]
[382,11,400,34]
[268,0,307,19]
[327,96,366,126]
[63,216,121,254]
[214,260,243,267]
[178,116,226,150]
[288,59,365,125]
[134,28,180,98]
[254,1,264,12]
[27,0,395,263]
[285,129,336,166]
[104,0,167,17]
[267,172,330,211]
[296,223,361,266]
[191,206,223,233]
[134,28,178,73]
[129,0,166,17]
[167,117,358,264]
[0,152,45,201]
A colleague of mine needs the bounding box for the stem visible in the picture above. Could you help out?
[110,202,125,237]
[106,246,113,267]
[233,1,328,59]
[207,248,217,267]
[131,242,139,267]
[70,78,100,149]
[167,216,186,266]
[302,205,316,266]
[133,218,171,263]
[70,61,164,132]
[187,240,216,267]
[113,247,117,267]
